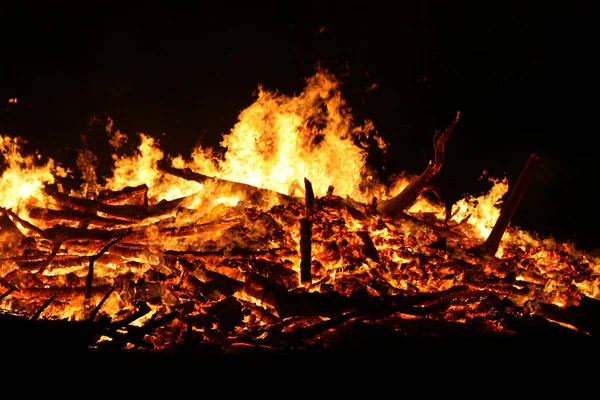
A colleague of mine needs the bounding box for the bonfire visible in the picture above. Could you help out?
[1,69,598,354]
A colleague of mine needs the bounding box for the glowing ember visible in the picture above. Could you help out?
[1,69,598,353]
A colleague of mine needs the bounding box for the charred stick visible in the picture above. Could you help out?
[304,177,315,216]
[88,285,116,321]
[41,225,132,244]
[86,228,132,298]
[300,218,312,285]
[18,253,125,271]
[379,111,460,217]
[30,294,56,321]
[111,302,152,328]
[0,287,15,301]
[34,241,62,276]
[481,154,540,257]
[0,207,44,236]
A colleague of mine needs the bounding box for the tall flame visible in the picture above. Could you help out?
[187,69,385,203]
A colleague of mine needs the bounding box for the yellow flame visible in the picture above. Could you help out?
[0,135,67,215]
[187,69,385,203]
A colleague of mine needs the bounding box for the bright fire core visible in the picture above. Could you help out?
[0,69,598,351]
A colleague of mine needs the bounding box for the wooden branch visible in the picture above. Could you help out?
[304,177,315,216]
[300,178,314,285]
[34,241,62,275]
[27,207,133,228]
[481,154,540,257]
[86,228,132,298]
[300,218,312,285]
[88,285,116,321]
[45,185,187,222]
[0,207,44,236]
[379,111,460,218]
[157,161,297,205]
[0,287,15,302]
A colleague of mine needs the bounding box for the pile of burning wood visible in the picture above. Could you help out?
[1,107,599,356]
[3,67,600,354]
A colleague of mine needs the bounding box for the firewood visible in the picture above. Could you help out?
[356,231,380,263]
[243,273,359,318]
[304,177,315,216]
[379,111,460,218]
[481,154,540,257]
[300,218,312,285]
[27,207,133,228]
[1,207,44,236]
[10,285,113,299]
[0,287,15,301]
[33,241,62,275]
[157,161,298,205]
[97,184,149,206]
[532,296,600,335]
[17,253,125,271]
[30,294,56,320]
[45,185,188,222]
[88,285,116,321]
[86,229,132,298]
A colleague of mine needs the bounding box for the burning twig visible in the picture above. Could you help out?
[86,228,132,298]
[481,154,540,257]
[34,241,62,276]
[30,294,56,321]
[28,207,133,228]
[88,285,116,321]
[0,207,44,236]
[379,111,460,218]
[0,287,15,302]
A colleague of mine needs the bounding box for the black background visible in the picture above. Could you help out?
[0,1,597,248]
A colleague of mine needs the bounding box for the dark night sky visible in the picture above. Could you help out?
[0,1,597,248]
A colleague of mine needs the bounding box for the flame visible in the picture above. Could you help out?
[186,69,385,203]
[0,135,68,215]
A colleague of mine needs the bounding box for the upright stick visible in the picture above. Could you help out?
[481,154,540,257]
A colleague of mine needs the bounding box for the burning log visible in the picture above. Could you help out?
[243,273,359,318]
[45,185,188,222]
[379,111,460,218]
[97,184,149,206]
[31,294,56,320]
[27,207,133,228]
[481,154,540,257]
[157,161,297,205]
